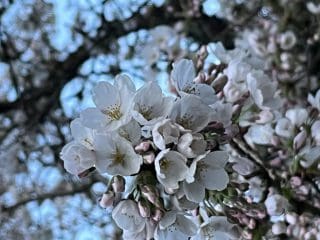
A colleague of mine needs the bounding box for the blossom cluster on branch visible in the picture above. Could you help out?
[60,24,320,240]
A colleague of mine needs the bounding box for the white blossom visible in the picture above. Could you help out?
[93,133,142,176]
[285,108,308,126]
[299,146,320,168]
[209,101,233,127]
[264,194,288,216]
[70,118,95,150]
[112,200,145,233]
[155,149,188,189]
[223,81,246,103]
[275,118,294,138]
[169,95,213,132]
[224,58,251,85]
[192,216,240,240]
[132,81,173,125]
[60,141,96,176]
[245,124,274,145]
[177,133,207,158]
[154,211,197,240]
[247,70,281,110]
[183,151,229,203]
[171,59,217,105]
[212,42,244,64]
[122,220,156,240]
[80,74,135,131]
[152,119,182,150]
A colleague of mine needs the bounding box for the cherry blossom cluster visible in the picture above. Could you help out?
[60,55,243,239]
[61,34,320,238]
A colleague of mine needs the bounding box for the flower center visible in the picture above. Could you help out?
[159,158,170,171]
[103,105,123,121]
[202,224,215,238]
[177,114,193,129]
[112,148,125,165]
[139,104,153,120]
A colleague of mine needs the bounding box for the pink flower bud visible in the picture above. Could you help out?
[290,176,301,187]
[141,185,158,204]
[138,201,150,218]
[152,208,163,222]
[248,219,256,230]
[143,152,155,164]
[99,191,114,208]
[194,72,206,84]
[112,175,125,193]
[135,141,150,152]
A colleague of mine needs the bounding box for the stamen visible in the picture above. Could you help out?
[159,158,170,171]
[139,104,153,120]
[112,147,125,165]
[103,104,123,121]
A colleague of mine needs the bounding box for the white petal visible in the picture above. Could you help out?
[112,200,145,232]
[176,214,198,236]
[202,168,229,191]
[70,118,94,149]
[60,141,95,175]
[94,134,142,175]
[159,211,177,229]
[80,108,108,130]
[92,81,120,111]
[170,95,212,132]
[118,120,141,145]
[183,180,205,203]
[155,150,188,189]
[171,59,195,92]
[193,83,218,105]
[206,151,229,168]
[114,74,136,92]
[285,108,308,126]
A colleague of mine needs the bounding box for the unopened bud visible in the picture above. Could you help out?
[290,176,301,187]
[135,141,150,152]
[293,130,307,150]
[112,175,125,193]
[152,208,163,222]
[248,219,256,230]
[99,191,114,208]
[194,72,206,84]
[141,185,158,204]
[199,45,208,58]
[138,201,150,218]
[143,152,155,164]
[212,75,227,92]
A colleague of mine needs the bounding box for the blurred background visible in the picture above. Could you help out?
[1,0,320,239]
